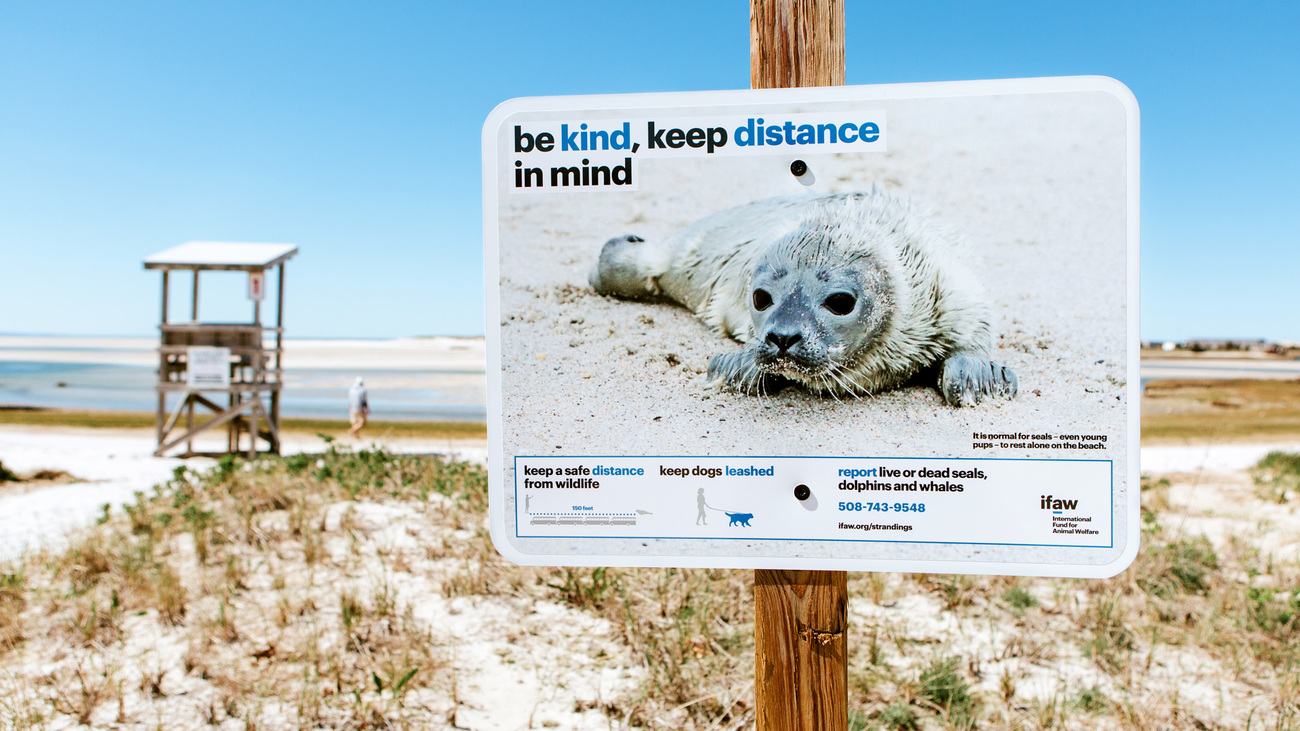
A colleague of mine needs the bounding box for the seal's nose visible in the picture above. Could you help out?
[766,331,802,353]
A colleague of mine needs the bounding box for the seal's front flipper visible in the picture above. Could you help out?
[707,350,758,392]
[590,235,664,300]
[938,353,1018,407]
[707,349,792,395]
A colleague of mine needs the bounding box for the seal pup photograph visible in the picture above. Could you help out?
[493,89,1130,473]
[590,189,1018,407]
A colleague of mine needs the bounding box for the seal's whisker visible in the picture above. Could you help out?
[825,363,853,398]
[821,369,847,402]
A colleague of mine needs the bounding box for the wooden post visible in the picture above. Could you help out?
[271,263,285,454]
[248,395,258,459]
[158,270,169,447]
[750,0,844,90]
[191,270,200,321]
[160,270,169,324]
[755,570,848,729]
[751,2,848,729]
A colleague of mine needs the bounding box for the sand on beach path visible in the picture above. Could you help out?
[0,429,184,561]
[0,427,486,562]
[1142,441,1300,475]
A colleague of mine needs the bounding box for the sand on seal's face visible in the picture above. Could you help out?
[493,90,1133,567]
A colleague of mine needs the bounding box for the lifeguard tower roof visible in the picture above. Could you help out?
[144,241,298,271]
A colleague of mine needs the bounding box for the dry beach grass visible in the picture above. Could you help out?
[1143,379,1300,444]
[2,433,1299,729]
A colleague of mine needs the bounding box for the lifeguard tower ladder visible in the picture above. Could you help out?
[143,242,298,458]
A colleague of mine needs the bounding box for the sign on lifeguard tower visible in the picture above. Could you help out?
[186,347,231,389]
[143,241,297,458]
[248,271,267,302]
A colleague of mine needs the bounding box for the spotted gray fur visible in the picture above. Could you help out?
[589,190,1016,407]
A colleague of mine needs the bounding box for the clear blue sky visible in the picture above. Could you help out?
[1,2,1296,340]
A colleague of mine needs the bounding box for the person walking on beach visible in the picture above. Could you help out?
[348,377,369,439]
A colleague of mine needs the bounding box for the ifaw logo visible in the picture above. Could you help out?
[1040,494,1078,510]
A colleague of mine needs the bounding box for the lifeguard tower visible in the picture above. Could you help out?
[143,242,298,458]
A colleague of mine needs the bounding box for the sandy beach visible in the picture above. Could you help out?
[2,423,1288,566]
[0,335,491,560]
[0,335,486,372]
[0,428,626,730]
[0,426,486,562]
[4,428,1300,728]
[0,334,488,420]
[1141,356,1300,381]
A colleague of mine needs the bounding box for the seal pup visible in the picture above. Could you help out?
[589,189,1016,407]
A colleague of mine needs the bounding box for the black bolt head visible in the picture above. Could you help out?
[794,484,811,501]
[790,159,809,177]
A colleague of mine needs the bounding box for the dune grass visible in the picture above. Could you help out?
[4,445,1300,728]
[1,443,490,727]
[1142,378,1300,442]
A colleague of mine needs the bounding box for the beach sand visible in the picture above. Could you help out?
[0,427,619,731]
[0,335,485,372]
[3,433,1298,728]
[0,425,486,561]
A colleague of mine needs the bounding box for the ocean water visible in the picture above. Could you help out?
[0,361,485,422]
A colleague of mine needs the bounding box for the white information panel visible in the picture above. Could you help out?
[483,76,1140,577]
[186,346,230,389]
[515,457,1112,548]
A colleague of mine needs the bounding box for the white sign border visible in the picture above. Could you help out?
[482,75,1140,579]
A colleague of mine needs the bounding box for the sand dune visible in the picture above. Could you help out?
[0,426,486,561]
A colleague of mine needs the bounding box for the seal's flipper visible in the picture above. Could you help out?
[938,353,1018,407]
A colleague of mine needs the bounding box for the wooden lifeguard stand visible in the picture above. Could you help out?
[143,242,298,458]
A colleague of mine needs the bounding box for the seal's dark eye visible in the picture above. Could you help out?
[752,289,773,311]
[823,293,856,316]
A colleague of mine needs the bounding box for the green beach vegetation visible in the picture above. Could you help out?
[2,444,1298,728]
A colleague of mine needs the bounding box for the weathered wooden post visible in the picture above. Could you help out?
[751,0,845,90]
[750,2,848,728]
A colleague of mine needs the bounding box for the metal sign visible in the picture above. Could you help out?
[482,76,1140,577]
[186,346,230,389]
[248,271,266,301]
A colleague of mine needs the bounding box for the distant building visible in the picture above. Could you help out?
[1140,340,1181,351]
[1142,339,1287,355]
[1181,338,1280,353]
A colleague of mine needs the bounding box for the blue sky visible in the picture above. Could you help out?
[1,2,1296,340]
